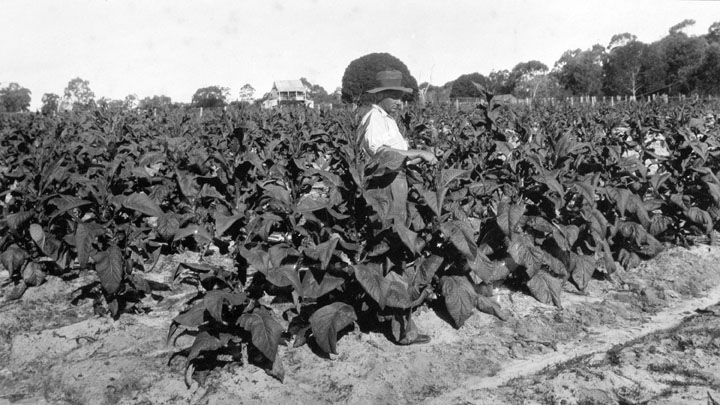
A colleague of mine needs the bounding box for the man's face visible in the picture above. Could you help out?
[377,90,404,114]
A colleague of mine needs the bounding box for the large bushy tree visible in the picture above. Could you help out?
[63,77,95,108]
[41,93,60,115]
[300,77,334,104]
[192,86,228,108]
[0,83,32,112]
[603,35,645,97]
[509,61,550,99]
[659,20,708,95]
[238,84,256,102]
[695,43,720,95]
[553,45,606,96]
[139,95,173,110]
[487,70,514,95]
[449,72,490,98]
[341,52,418,103]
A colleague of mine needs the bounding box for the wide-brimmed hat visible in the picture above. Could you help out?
[366,70,413,94]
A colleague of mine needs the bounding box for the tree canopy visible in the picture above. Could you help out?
[239,84,256,102]
[341,52,418,103]
[41,93,60,115]
[553,45,606,96]
[300,78,336,104]
[509,61,550,98]
[192,86,228,108]
[449,73,490,98]
[63,77,95,108]
[0,83,32,112]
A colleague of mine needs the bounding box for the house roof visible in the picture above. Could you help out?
[273,80,306,93]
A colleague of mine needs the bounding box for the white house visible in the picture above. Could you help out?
[262,80,314,109]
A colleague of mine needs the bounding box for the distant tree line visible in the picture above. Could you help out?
[430,19,720,102]
[2,20,718,113]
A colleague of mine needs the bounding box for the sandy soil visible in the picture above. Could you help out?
[2,244,720,405]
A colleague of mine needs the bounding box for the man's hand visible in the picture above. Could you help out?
[417,150,438,165]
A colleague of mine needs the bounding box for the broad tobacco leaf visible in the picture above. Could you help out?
[619,248,641,269]
[508,234,544,276]
[527,270,562,307]
[364,150,406,180]
[363,189,393,220]
[685,206,714,235]
[393,222,421,255]
[552,224,580,251]
[238,308,284,362]
[240,246,272,275]
[75,222,104,270]
[309,302,357,354]
[213,211,244,237]
[48,196,92,220]
[496,202,525,237]
[300,271,344,299]
[648,215,673,236]
[303,237,338,270]
[199,184,224,200]
[441,275,477,328]
[476,295,509,321]
[123,192,164,217]
[440,220,477,260]
[415,254,443,286]
[297,193,332,213]
[204,290,247,323]
[524,216,555,234]
[416,184,441,218]
[29,223,57,260]
[573,182,596,207]
[93,244,124,295]
[568,253,595,291]
[176,169,201,200]
[353,263,387,309]
[171,261,222,282]
[384,271,411,309]
[266,264,297,288]
[650,172,672,192]
[466,251,495,282]
[5,210,33,231]
[436,169,470,214]
[157,214,180,241]
[268,244,293,268]
[439,168,471,190]
[174,225,213,244]
[172,302,207,329]
[0,244,28,276]
[184,331,231,388]
[263,184,292,207]
[22,261,46,286]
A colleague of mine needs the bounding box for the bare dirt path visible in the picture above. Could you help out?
[2,244,720,405]
[430,275,720,404]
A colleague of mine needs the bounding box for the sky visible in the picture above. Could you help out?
[2,0,719,110]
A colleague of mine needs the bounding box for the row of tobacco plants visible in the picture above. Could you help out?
[1,97,718,382]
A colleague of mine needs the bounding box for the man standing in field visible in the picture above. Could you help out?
[358,70,438,345]
[359,70,438,222]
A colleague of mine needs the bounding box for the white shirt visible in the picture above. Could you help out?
[360,104,408,155]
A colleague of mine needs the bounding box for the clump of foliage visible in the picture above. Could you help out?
[341,52,419,104]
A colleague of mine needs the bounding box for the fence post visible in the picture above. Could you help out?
[199,107,203,117]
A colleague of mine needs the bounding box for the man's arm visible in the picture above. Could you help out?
[377,146,438,165]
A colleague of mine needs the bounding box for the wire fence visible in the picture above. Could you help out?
[449,94,720,110]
